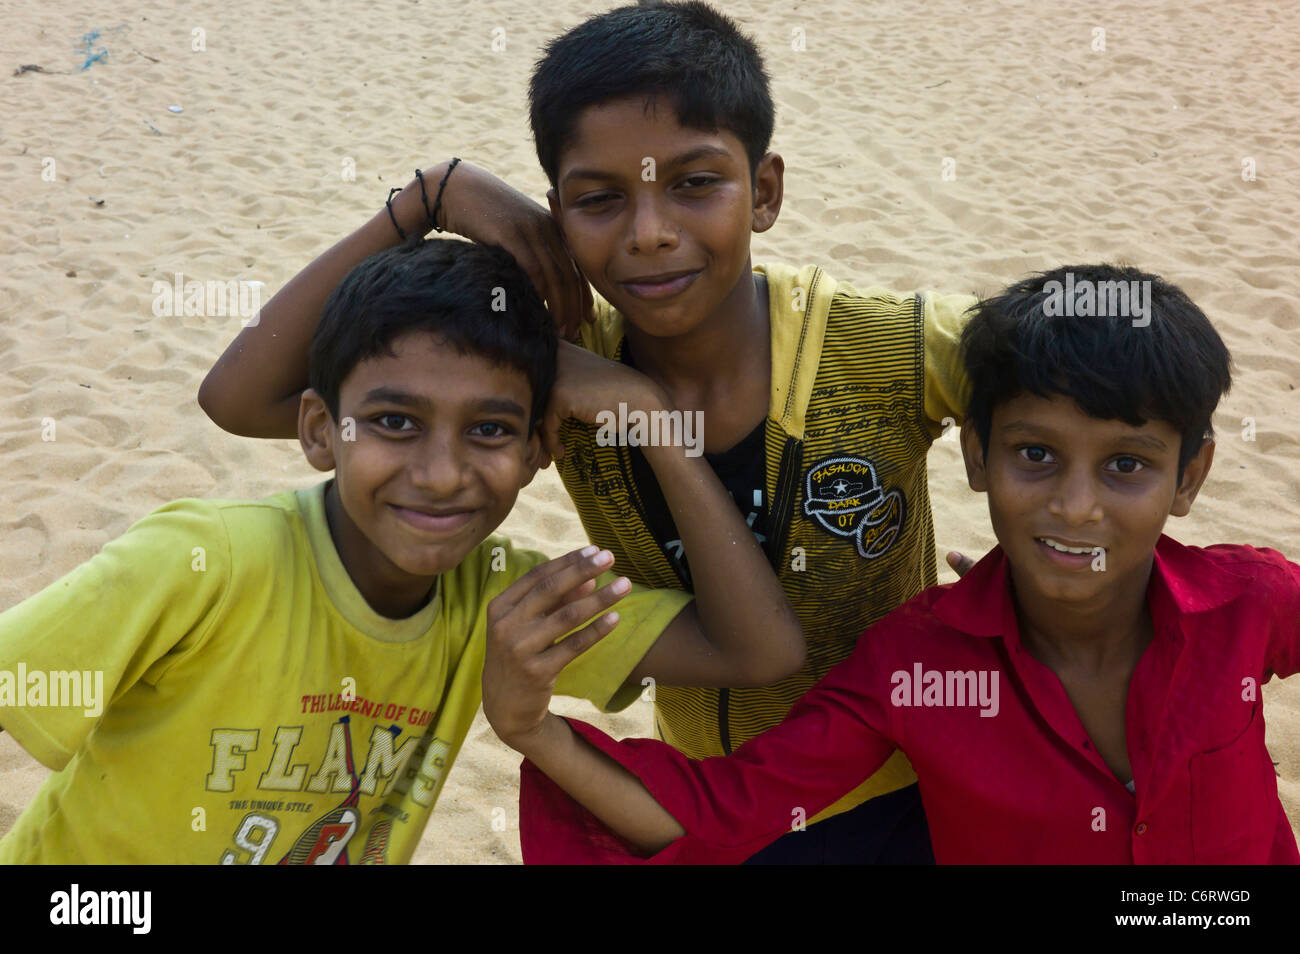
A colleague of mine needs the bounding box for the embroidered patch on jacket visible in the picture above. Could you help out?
[803,455,906,559]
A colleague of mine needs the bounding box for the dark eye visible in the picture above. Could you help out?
[1018,445,1054,464]
[1107,456,1145,474]
[679,175,715,189]
[376,414,415,432]
[471,422,512,439]
[576,192,615,208]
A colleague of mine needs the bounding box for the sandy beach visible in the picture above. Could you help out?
[0,0,1297,863]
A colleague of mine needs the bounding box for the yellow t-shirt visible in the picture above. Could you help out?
[0,482,689,864]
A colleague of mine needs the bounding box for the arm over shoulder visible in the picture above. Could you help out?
[521,630,901,863]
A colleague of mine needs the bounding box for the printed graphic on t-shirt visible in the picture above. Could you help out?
[803,454,906,559]
[213,694,450,865]
[276,714,363,864]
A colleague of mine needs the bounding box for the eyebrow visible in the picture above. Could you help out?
[1000,420,1169,452]
[562,145,735,188]
[472,397,528,419]
[358,387,429,410]
[357,388,527,419]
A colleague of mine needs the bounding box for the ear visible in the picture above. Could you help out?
[960,419,989,492]
[547,188,563,226]
[1169,437,1215,517]
[751,152,784,234]
[520,429,546,488]
[298,388,339,473]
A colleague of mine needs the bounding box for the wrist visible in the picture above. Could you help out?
[630,382,672,416]
[385,160,457,240]
[387,178,437,241]
[505,711,569,761]
[637,386,706,471]
[427,158,473,237]
[420,158,461,233]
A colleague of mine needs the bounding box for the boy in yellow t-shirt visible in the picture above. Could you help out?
[0,238,803,864]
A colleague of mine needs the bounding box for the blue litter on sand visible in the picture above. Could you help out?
[76,25,128,70]
[77,30,109,70]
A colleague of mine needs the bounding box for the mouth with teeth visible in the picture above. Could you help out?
[1036,536,1106,565]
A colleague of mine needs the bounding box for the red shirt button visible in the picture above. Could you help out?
[1134,822,1148,835]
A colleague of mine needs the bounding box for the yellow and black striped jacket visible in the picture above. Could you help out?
[558,263,975,821]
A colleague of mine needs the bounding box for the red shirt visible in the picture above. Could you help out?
[521,536,1300,863]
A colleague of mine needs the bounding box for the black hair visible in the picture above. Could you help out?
[309,238,556,430]
[529,1,775,187]
[960,263,1233,480]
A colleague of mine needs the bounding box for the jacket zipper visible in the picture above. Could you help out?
[765,436,802,571]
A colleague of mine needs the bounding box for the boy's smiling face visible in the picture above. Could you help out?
[961,392,1214,610]
[547,95,781,338]
[299,331,541,618]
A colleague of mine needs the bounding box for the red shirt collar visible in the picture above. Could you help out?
[932,534,1254,638]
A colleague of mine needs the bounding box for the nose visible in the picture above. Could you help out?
[1046,461,1104,528]
[625,188,678,255]
[407,427,469,498]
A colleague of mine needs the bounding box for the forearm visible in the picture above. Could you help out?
[198,162,455,438]
[640,417,803,684]
[512,713,685,854]
[520,685,903,864]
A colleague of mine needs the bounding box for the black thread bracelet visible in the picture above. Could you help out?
[430,157,461,233]
[387,159,460,240]
[414,168,438,232]
[385,187,407,241]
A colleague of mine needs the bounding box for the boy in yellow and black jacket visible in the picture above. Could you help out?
[202,1,976,862]
[559,266,969,818]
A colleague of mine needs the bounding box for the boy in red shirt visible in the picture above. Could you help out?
[485,263,1300,863]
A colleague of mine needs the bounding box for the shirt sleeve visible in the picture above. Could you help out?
[1255,547,1300,680]
[0,499,232,769]
[553,577,693,712]
[520,634,900,863]
[921,291,978,441]
[476,537,693,714]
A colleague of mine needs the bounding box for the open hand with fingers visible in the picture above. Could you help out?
[483,545,630,749]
